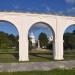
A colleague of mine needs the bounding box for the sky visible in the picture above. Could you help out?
[0,22,18,36]
[0,0,75,16]
[29,23,53,39]
[0,0,75,37]
[65,25,75,33]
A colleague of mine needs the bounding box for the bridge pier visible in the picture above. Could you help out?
[54,38,64,60]
[53,17,64,60]
[19,29,29,61]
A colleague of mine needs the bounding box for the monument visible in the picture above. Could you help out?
[30,32,36,48]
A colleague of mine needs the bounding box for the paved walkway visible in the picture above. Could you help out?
[0,60,75,72]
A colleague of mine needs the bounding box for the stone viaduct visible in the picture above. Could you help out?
[0,12,75,61]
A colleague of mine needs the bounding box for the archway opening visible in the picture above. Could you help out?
[28,22,55,61]
[63,24,75,60]
[0,21,19,62]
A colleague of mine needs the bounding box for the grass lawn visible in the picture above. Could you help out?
[29,50,52,62]
[0,48,17,53]
[29,53,52,62]
[0,49,75,62]
[64,49,75,60]
[0,48,19,63]
[29,49,75,62]
[0,53,18,63]
[0,69,75,75]
[29,49,53,62]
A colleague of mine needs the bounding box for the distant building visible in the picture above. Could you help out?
[48,36,53,43]
[30,32,36,48]
[37,40,40,49]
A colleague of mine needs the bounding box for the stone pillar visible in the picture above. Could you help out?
[38,40,40,49]
[54,17,64,60]
[19,31,29,61]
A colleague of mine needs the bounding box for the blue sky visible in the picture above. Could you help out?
[65,25,75,33]
[0,0,75,37]
[0,0,75,16]
[29,23,53,39]
[0,22,18,36]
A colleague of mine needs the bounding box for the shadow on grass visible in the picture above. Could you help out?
[29,53,53,60]
[0,53,19,62]
[12,53,19,60]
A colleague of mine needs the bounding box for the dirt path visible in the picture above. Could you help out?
[0,60,75,72]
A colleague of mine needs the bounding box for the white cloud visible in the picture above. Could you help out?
[14,5,19,9]
[66,7,75,16]
[41,3,52,13]
[67,7,75,13]
[54,11,64,15]
[12,4,20,10]
[46,6,51,12]
[65,0,75,4]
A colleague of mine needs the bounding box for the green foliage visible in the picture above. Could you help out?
[64,30,75,49]
[0,32,19,51]
[28,37,32,50]
[73,30,75,34]
[38,32,49,48]
[0,69,75,75]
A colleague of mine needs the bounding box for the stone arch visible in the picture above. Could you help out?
[0,20,19,61]
[28,22,55,36]
[0,20,19,35]
[28,22,55,41]
[63,24,75,60]
[64,24,75,33]
[28,22,55,61]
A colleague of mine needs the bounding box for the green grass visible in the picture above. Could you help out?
[0,53,19,63]
[29,49,53,62]
[0,49,75,62]
[0,48,18,53]
[29,49,51,53]
[64,49,75,60]
[29,53,53,62]
[0,69,75,75]
[29,49,75,62]
[0,48,19,63]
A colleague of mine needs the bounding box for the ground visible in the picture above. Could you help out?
[0,69,75,75]
[0,49,75,62]
[0,49,74,73]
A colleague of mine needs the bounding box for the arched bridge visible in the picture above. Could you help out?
[0,12,75,61]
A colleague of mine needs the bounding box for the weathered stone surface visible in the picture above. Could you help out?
[0,60,75,72]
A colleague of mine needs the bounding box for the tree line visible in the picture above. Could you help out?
[29,30,75,50]
[29,32,53,50]
[0,32,19,50]
[64,30,75,50]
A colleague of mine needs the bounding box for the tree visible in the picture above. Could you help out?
[64,33,72,49]
[0,32,12,49]
[8,34,18,46]
[0,32,19,50]
[28,36,32,50]
[64,32,75,50]
[38,32,49,48]
[73,30,75,34]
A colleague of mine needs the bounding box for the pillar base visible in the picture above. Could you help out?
[54,57,64,61]
[19,58,29,61]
